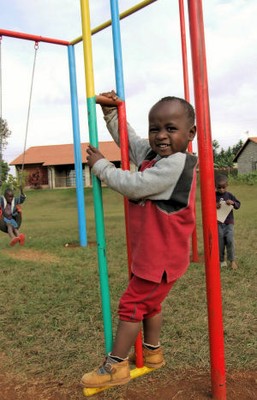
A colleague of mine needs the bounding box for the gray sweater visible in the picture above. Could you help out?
[92,109,191,201]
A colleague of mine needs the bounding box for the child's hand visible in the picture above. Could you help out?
[86,145,105,168]
[226,199,234,206]
[216,202,221,209]
[96,90,121,114]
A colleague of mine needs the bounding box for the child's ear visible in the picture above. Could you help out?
[189,125,196,141]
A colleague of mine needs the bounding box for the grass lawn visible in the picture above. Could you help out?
[0,184,256,399]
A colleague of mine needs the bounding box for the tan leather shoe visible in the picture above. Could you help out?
[129,346,165,369]
[81,357,130,388]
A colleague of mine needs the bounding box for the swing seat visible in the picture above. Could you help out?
[0,206,22,233]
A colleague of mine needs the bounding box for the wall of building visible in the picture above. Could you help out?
[237,142,257,174]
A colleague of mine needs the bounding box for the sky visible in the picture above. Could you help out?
[1,0,257,168]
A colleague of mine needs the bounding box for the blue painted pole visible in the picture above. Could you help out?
[109,1,125,100]
[67,44,87,247]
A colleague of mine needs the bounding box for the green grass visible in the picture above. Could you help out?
[0,185,256,399]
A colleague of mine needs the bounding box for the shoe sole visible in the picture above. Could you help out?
[129,356,165,369]
[80,376,130,388]
[144,360,166,369]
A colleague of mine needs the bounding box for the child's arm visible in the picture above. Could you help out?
[226,194,240,209]
[96,91,151,166]
[88,150,194,201]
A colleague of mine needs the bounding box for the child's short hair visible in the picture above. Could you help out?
[215,174,228,187]
[154,96,195,126]
[4,188,14,196]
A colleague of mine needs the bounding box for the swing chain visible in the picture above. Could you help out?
[20,41,39,186]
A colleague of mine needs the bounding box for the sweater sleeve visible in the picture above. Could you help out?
[104,109,151,166]
[91,152,187,201]
[230,193,240,210]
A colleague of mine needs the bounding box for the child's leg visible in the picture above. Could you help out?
[218,223,225,262]
[81,275,174,388]
[7,225,20,246]
[7,224,15,239]
[143,313,162,346]
[111,320,141,359]
[225,224,235,261]
[225,225,238,269]
[14,228,20,237]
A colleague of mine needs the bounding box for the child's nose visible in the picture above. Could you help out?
[156,129,167,138]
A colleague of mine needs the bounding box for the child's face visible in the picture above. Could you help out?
[148,100,196,157]
[216,181,228,194]
[5,192,14,203]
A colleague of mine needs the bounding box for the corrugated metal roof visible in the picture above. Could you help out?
[10,142,121,166]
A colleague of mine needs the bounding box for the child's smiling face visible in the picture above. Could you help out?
[148,100,196,157]
[5,191,14,204]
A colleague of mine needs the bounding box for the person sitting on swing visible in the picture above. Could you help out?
[0,186,26,246]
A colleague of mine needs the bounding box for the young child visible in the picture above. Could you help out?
[0,187,26,246]
[81,91,197,388]
[215,174,240,269]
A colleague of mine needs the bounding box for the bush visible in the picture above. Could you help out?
[229,171,257,185]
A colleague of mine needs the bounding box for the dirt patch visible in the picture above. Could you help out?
[2,248,60,264]
[0,369,256,400]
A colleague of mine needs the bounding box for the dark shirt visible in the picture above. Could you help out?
[216,191,241,224]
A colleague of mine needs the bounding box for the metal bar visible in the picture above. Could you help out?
[187,1,226,399]
[80,0,113,353]
[71,0,158,45]
[179,0,190,100]
[178,0,199,262]
[110,0,144,369]
[67,45,87,247]
[0,28,69,46]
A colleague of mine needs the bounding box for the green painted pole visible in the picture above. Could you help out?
[80,0,113,353]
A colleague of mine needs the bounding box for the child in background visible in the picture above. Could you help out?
[215,174,240,269]
[81,91,197,388]
[0,187,26,246]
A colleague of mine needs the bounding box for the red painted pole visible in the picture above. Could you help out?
[187,1,226,399]
[117,102,132,269]
[117,101,144,368]
[95,95,144,368]
[178,0,199,263]
[0,29,69,46]
[178,0,190,100]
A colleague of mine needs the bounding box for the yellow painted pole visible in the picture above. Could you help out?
[80,0,113,353]
[80,0,95,97]
[71,0,158,45]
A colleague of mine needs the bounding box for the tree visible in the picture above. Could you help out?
[0,160,9,182]
[212,139,244,168]
[0,117,11,149]
[231,139,244,157]
[0,118,12,184]
[212,139,220,160]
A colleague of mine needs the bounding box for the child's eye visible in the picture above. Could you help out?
[149,128,158,134]
[167,126,176,132]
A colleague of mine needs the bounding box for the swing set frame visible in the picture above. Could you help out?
[0,1,227,399]
[0,36,37,233]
